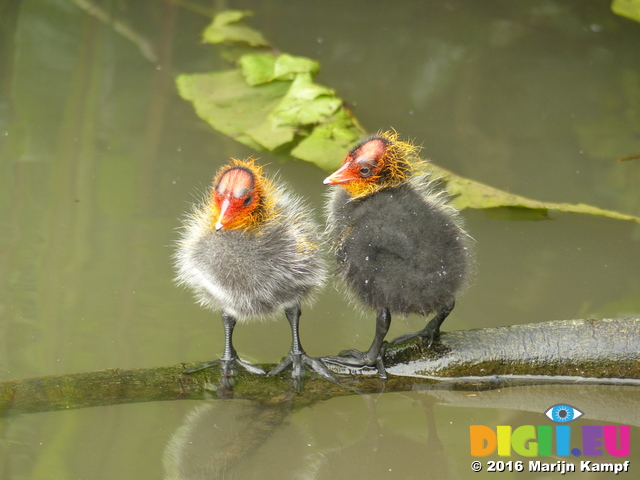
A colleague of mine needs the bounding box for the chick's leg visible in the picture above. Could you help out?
[268,304,337,387]
[323,308,391,380]
[183,311,266,377]
[388,300,455,349]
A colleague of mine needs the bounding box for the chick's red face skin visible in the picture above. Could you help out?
[324,137,388,186]
[212,167,258,231]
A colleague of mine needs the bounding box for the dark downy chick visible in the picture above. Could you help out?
[175,158,334,386]
[323,131,474,378]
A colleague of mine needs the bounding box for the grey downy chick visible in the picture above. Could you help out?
[175,158,334,386]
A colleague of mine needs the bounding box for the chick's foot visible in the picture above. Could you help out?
[183,357,266,376]
[268,352,337,387]
[322,347,388,380]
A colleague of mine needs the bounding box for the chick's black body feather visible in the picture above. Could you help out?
[328,181,472,317]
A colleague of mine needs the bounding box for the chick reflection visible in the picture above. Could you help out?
[163,400,306,480]
[163,394,449,480]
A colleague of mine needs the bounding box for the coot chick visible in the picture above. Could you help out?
[323,131,473,378]
[175,158,334,386]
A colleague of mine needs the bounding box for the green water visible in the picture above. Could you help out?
[1,1,639,479]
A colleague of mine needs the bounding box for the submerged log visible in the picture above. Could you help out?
[1,318,639,417]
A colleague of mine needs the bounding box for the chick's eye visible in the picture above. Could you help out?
[242,196,252,207]
[359,166,373,178]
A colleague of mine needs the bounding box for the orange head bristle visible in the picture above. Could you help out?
[209,158,273,231]
[324,130,421,198]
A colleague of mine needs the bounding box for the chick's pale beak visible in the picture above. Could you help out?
[215,198,231,231]
[323,163,358,185]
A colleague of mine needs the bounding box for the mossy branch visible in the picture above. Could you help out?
[1,318,639,418]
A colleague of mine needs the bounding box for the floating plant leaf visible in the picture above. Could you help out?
[202,10,269,47]
[239,53,319,86]
[291,109,363,171]
[432,165,640,223]
[244,116,296,151]
[612,0,640,24]
[271,73,342,125]
[176,65,361,161]
[176,70,291,151]
[176,9,640,224]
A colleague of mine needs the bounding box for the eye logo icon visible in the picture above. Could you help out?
[545,404,583,423]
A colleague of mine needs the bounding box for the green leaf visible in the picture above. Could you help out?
[271,73,341,125]
[175,69,359,156]
[432,165,640,223]
[291,109,362,170]
[245,120,295,151]
[202,10,269,47]
[483,207,550,221]
[176,70,291,151]
[238,53,277,85]
[239,53,320,86]
[612,0,640,23]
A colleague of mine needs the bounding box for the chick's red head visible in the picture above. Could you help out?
[324,130,417,198]
[210,158,269,231]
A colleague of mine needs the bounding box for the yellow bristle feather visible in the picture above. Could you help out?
[342,129,425,199]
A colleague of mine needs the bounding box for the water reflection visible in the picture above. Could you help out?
[162,384,640,480]
[162,393,449,480]
[163,400,300,479]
